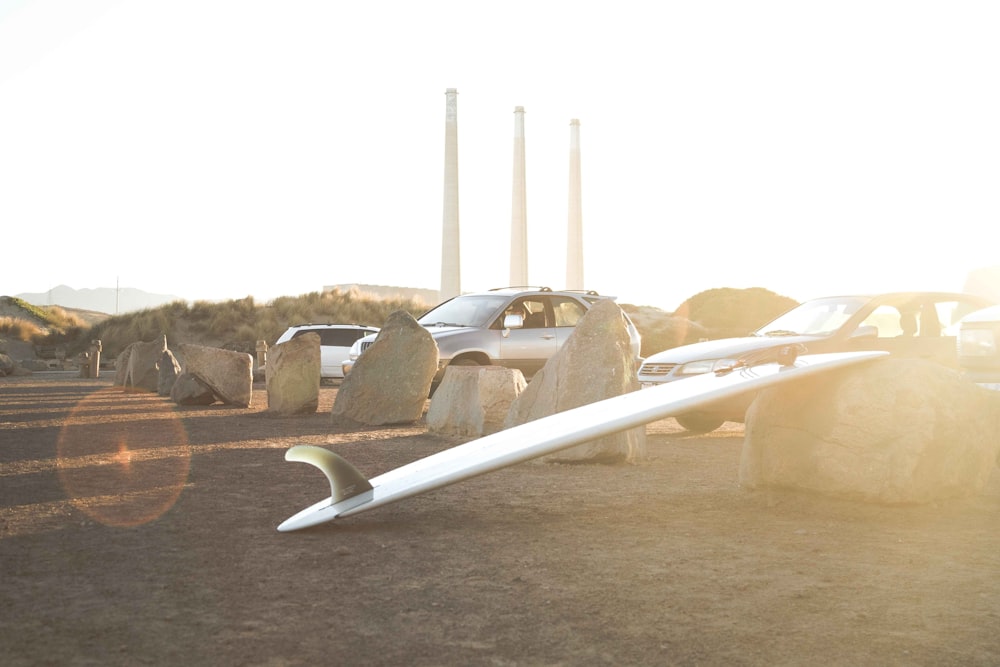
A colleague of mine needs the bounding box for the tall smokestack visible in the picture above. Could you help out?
[440,88,461,300]
[510,106,528,286]
[566,119,584,290]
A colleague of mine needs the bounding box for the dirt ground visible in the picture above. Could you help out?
[2,374,1000,666]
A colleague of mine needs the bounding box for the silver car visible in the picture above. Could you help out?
[343,287,641,387]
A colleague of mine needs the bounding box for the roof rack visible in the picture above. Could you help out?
[489,286,553,292]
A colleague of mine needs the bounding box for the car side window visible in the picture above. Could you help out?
[551,297,587,327]
[859,305,905,338]
[520,299,548,328]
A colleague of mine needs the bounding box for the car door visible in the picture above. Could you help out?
[498,297,559,377]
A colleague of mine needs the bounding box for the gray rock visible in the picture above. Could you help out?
[266,332,320,415]
[117,336,167,392]
[504,299,646,464]
[177,343,253,407]
[332,310,438,426]
[740,358,1000,503]
[157,350,181,397]
[427,365,526,436]
[170,372,217,406]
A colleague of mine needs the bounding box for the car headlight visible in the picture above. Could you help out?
[959,328,996,357]
[348,339,364,361]
[676,358,737,376]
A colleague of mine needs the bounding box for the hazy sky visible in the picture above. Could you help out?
[2,0,998,311]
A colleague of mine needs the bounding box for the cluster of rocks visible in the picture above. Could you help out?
[332,301,1000,503]
[113,335,253,408]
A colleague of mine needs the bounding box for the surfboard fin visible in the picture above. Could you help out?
[284,445,373,503]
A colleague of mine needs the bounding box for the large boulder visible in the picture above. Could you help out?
[740,358,1000,503]
[0,353,14,377]
[169,372,217,406]
[177,343,253,408]
[117,336,167,392]
[265,333,321,415]
[332,310,438,426]
[504,299,646,464]
[157,349,181,397]
[427,365,527,436]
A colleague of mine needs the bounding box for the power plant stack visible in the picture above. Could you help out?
[566,119,584,290]
[510,106,528,286]
[440,88,461,300]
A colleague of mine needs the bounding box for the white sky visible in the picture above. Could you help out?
[1,0,998,311]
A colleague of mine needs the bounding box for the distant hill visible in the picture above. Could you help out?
[15,285,185,315]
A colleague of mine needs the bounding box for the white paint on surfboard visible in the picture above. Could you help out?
[278,351,887,532]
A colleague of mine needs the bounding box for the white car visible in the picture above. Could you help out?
[637,291,994,432]
[275,324,379,379]
[957,304,1000,390]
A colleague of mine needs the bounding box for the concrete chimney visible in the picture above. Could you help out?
[566,119,584,290]
[440,89,461,300]
[510,106,528,286]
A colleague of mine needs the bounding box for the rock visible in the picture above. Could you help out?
[170,372,218,406]
[117,336,167,392]
[265,333,320,415]
[157,350,181,397]
[0,353,13,376]
[177,343,253,408]
[427,365,527,436]
[740,358,1000,503]
[504,300,646,464]
[332,310,438,426]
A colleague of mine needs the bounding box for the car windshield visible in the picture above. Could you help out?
[755,296,868,337]
[417,295,509,328]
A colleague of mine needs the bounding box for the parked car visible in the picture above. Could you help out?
[637,292,994,432]
[956,304,1000,391]
[275,324,379,379]
[342,287,642,388]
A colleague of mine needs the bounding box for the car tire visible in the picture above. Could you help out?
[675,412,725,434]
[429,357,484,397]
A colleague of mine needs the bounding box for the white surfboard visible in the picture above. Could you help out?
[278,350,887,532]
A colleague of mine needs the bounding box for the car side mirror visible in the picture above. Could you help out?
[851,325,879,339]
[504,313,524,329]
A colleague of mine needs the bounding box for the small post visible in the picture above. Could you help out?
[88,340,102,378]
[256,340,268,370]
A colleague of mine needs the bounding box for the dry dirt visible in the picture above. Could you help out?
[2,374,1000,666]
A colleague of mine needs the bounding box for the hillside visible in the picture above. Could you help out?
[15,285,184,315]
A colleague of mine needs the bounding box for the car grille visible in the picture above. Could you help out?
[359,341,375,354]
[638,362,678,377]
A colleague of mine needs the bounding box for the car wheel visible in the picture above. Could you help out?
[429,357,484,396]
[675,412,724,434]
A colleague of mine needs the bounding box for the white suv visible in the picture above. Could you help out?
[342,287,642,388]
[275,324,379,379]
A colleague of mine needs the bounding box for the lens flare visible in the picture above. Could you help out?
[56,388,191,528]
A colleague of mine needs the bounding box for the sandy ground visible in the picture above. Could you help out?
[2,374,1000,666]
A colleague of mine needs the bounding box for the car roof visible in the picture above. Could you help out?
[810,292,991,301]
[454,286,615,299]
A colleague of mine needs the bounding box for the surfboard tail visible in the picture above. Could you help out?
[284,445,373,504]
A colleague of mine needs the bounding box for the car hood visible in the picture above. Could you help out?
[421,324,478,338]
[643,334,817,364]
